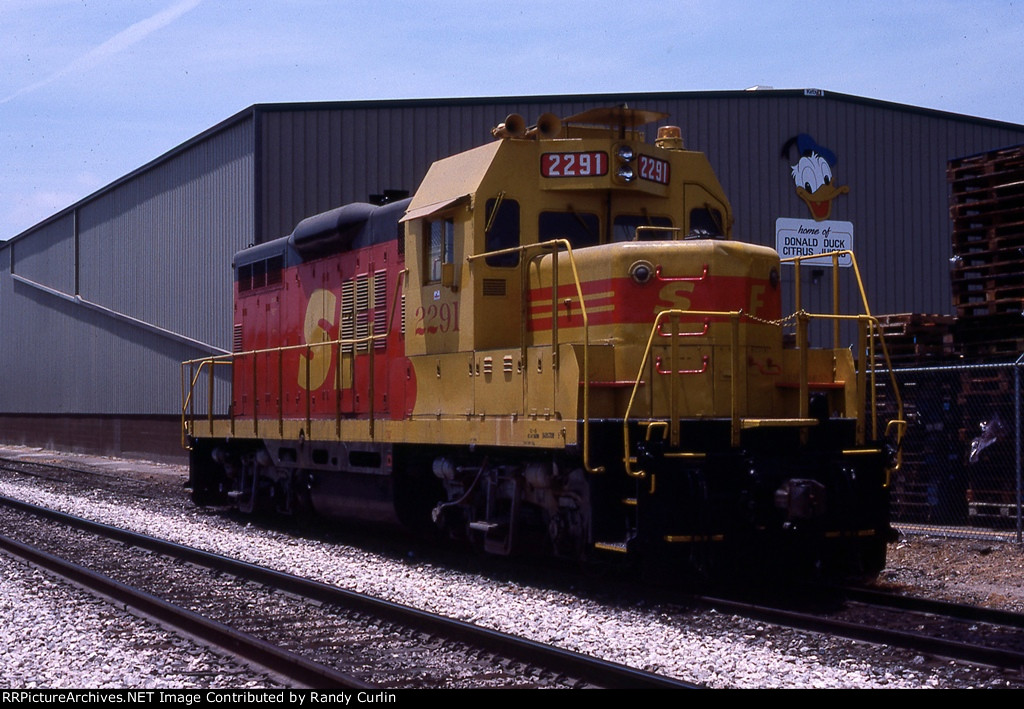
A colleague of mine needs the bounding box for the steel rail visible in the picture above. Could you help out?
[0,495,698,689]
[0,531,370,689]
[697,591,1024,672]
[842,585,1024,630]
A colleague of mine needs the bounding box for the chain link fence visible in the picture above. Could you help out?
[880,360,1024,542]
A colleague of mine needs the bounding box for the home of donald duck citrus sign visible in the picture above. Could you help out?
[776,131,853,268]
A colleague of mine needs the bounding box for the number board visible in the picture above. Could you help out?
[638,155,670,185]
[541,152,608,178]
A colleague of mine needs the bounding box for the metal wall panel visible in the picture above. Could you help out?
[255,92,1024,331]
[4,90,1024,424]
[255,98,654,243]
[9,213,76,293]
[78,118,254,348]
[679,93,1024,322]
[0,278,210,414]
[0,117,254,415]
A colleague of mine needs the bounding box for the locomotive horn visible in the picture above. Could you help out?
[491,113,527,139]
[526,112,562,139]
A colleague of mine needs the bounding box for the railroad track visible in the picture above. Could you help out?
[3,450,1019,687]
[694,587,1024,674]
[0,455,119,480]
[0,454,180,501]
[839,586,1024,670]
[0,494,697,689]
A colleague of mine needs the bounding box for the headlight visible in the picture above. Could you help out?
[629,260,655,284]
[615,144,637,183]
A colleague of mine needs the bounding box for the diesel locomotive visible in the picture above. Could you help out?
[182,106,904,580]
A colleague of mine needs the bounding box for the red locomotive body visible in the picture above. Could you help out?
[232,200,414,424]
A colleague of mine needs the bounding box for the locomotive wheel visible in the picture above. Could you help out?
[188,440,230,507]
[854,535,888,581]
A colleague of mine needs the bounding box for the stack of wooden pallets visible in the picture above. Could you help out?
[876,367,964,524]
[948,144,1024,362]
[946,146,1024,525]
[868,311,961,522]
[874,313,956,367]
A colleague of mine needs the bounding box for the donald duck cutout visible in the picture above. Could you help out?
[782,134,849,221]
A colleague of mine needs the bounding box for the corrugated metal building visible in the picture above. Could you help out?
[2,89,1023,460]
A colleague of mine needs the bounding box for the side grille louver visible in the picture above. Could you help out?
[482,278,507,297]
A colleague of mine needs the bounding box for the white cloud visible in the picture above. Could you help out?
[1,0,204,105]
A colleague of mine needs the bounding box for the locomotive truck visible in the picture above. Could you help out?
[182,106,904,580]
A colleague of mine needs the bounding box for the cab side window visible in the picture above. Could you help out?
[688,207,724,239]
[484,198,520,267]
[539,211,599,249]
[238,254,284,292]
[613,215,674,242]
[425,217,455,283]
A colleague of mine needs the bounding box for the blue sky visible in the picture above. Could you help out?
[2,0,1022,240]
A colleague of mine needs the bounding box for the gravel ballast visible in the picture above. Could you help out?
[0,446,1020,689]
[0,553,278,688]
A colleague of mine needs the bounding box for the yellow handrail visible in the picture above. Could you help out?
[181,272,408,450]
[785,250,870,350]
[792,311,905,444]
[180,356,232,448]
[467,238,602,472]
[783,249,905,455]
[623,308,742,478]
[621,306,906,478]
